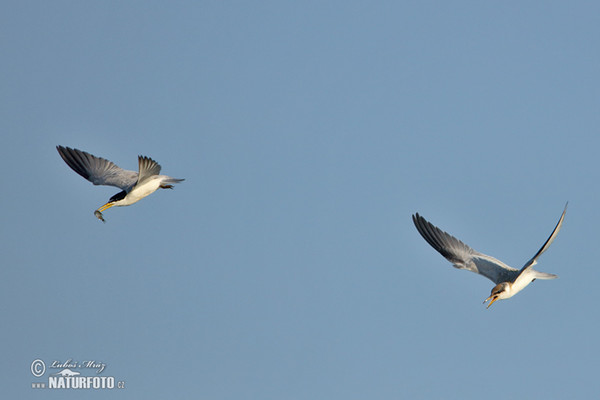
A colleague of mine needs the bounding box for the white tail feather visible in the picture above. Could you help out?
[533,271,558,280]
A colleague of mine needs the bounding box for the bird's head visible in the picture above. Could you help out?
[483,282,511,309]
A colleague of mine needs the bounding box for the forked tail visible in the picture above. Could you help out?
[164,178,185,183]
[533,271,558,280]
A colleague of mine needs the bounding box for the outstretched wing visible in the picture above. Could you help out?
[136,156,162,184]
[412,213,519,284]
[57,146,138,191]
[518,203,568,274]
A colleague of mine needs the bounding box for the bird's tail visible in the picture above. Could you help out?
[533,271,558,280]
[164,178,185,184]
[159,177,185,189]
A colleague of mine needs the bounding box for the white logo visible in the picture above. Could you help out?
[53,368,80,377]
[30,358,125,390]
[30,359,45,378]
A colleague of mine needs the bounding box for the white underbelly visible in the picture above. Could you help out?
[510,270,536,296]
[124,179,162,205]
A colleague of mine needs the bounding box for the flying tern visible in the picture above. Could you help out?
[57,146,184,222]
[412,204,567,308]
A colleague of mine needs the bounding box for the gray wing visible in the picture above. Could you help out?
[412,213,519,284]
[57,146,138,191]
[136,156,162,184]
[519,203,568,273]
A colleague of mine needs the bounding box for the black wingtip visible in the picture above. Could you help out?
[56,145,93,181]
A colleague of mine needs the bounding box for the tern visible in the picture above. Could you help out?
[412,204,567,308]
[57,146,184,222]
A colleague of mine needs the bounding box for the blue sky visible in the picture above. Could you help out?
[1,1,599,398]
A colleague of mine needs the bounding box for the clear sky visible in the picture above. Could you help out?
[1,1,598,398]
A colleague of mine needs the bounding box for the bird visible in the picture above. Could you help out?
[57,145,184,222]
[412,204,567,308]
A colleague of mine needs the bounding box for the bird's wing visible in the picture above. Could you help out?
[57,146,138,191]
[412,213,519,284]
[136,156,162,184]
[518,203,567,274]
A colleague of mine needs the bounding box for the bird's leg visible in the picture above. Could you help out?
[160,184,174,189]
